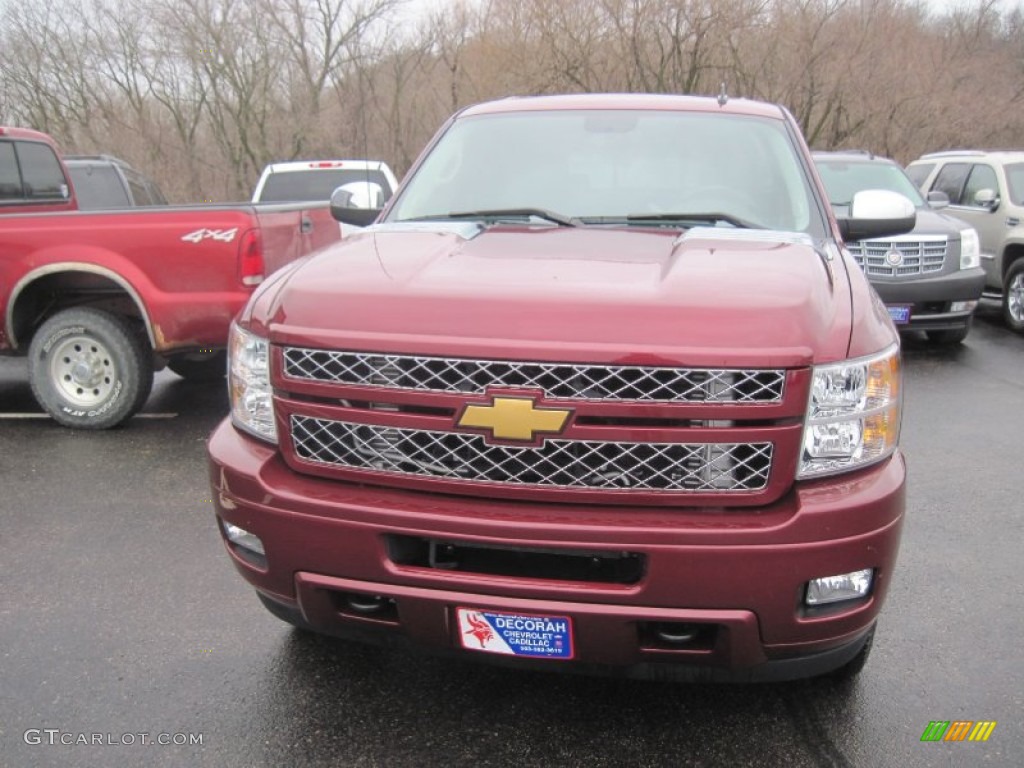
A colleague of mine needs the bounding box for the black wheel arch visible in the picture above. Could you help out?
[1002,243,1024,284]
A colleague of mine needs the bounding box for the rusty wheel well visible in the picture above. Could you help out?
[10,270,152,351]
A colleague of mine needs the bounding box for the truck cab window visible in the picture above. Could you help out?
[16,141,68,200]
[962,164,998,208]
[0,142,24,200]
[1007,163,1024,205]
[932,162,970,205]
[127,177,153,206]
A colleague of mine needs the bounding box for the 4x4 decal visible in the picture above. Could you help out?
[181,227,238,243]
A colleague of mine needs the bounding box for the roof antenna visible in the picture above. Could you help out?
[717,82,729,107]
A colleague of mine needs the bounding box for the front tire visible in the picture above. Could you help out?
[257,592,314,632]
[828,626,875,682]
[167,350,227,381]
[925,319,971,346]
[1003,259,1024,333]
[28,308,153,429]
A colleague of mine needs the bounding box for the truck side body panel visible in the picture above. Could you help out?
[1,204,339,353]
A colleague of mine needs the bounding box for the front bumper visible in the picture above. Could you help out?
[871,267,985,331]
[208,420,905,682]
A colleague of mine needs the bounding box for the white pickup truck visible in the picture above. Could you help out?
[251,160,399,208]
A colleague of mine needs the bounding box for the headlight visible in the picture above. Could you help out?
[228,323,276,443]
[798,345,901,478]
[960,228,980,270]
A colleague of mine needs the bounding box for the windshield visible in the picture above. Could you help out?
[815,158,926,208]
[387,110,822,234]
[258,168,392,204]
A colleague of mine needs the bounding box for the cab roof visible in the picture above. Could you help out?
[917,149,1024,162]
[458,93,788,120]
[0,126,60,145]
[812,150,899,165]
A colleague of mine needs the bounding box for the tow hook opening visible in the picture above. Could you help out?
[330,590,399,624]
[640,621,717,652]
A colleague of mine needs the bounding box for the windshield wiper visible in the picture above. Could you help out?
[407,208,579,227]
[623,212,761,229]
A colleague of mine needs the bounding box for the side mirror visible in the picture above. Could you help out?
[838,189,916,241]
[330,186,382,227]
[973,188,999,211]
[927,190,950,210]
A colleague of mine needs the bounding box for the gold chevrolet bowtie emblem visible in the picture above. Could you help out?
[457,395,572,442]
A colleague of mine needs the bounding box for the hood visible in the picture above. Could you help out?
[255,223,852,368]
[913,206,971,236]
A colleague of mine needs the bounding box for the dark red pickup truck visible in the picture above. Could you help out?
[209,94,914,682]
[1,126,340,428]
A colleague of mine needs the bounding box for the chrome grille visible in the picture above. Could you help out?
[283,349,785,403]
[847,235,948,278]
[291,416,773,493]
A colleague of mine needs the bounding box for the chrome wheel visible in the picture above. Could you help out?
[49,334,118,407]
[1004,260,1024,333]
[1008,271,1024,323]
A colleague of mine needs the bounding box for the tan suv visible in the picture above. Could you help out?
[907,151,1024,333]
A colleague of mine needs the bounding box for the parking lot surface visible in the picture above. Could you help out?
[1,306,1021,767]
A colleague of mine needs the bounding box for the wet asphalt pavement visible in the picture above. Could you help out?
[1,305,1021,768]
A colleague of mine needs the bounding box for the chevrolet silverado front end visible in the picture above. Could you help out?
[209,94,913,682]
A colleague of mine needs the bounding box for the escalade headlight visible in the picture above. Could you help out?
[960,228,980,270]
[228,323,277,443]
[798,345,901,478]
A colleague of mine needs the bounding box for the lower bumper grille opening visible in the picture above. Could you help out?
[387,535,645,585]
[639,621,718,653]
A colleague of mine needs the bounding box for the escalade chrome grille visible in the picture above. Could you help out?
[847,235,948,278]
[283,349,785,403]
[291,416,773,493]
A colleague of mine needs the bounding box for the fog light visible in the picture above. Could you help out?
[222,521,265,556]
[805,569,873,606]
[950,300,978,312]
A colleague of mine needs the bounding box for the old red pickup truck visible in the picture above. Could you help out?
[1,126,340,428]
[209,94,914,682]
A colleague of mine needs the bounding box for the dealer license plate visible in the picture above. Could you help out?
[887,305,912,325]
[456,607,574,660]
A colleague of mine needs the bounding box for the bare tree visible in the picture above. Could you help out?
[0,3,99,143]
[3,0,1023,198]
[261,0,403,158]
[601,0,748,94]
